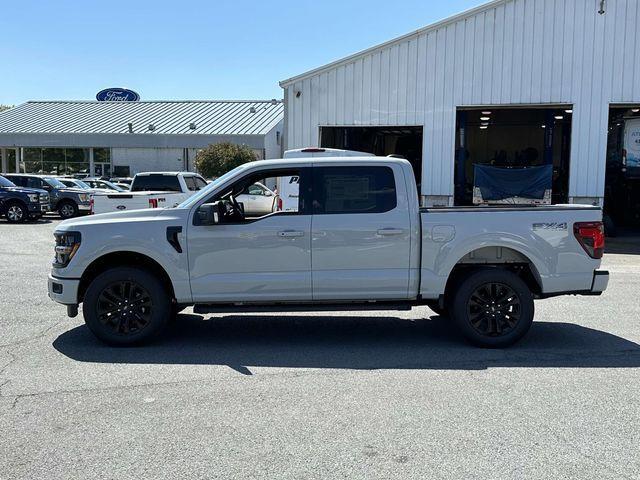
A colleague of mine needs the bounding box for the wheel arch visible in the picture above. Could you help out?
[443,245,543,299]
[78,251,176,303]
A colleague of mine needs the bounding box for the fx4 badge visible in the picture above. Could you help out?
[532,222,567,231]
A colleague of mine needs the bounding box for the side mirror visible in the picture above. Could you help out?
[196,201,224,225]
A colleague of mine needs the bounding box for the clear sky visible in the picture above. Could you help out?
[0,0,485,105]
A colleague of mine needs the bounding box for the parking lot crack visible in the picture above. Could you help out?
[0,320,63,349]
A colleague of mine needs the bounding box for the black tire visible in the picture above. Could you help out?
[58,200,79,219]
[83,267,171,346]
[425,299,447,317]
[450,268,534,348]
[4,201,28,223]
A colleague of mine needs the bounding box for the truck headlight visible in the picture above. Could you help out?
[53,231,81,267]
[28,193,39,203]
[78,193,91,202]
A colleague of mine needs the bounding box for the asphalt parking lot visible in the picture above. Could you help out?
[0,217,639,479]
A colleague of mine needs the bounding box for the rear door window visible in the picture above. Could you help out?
[312,166,397,214]
[184,176,198,191]
[131,175,181,192]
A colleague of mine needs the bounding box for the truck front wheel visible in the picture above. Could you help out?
[83,267,171,346]
[450,269,534,348]
[5,201,28,223]
[58,201,79,219]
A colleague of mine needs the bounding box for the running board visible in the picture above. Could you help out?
[193,301,416,314]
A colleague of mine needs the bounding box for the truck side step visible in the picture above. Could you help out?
[193,301,414,314]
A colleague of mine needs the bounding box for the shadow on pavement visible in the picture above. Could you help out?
[53,314,640,373]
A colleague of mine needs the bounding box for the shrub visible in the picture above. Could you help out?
[195,142,257,178]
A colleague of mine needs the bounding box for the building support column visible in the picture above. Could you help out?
[1,148,6,173]
[15,148,20,173]
[89,148,95,176]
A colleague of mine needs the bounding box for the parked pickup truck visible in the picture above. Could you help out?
[48,156,609,348]
[4,174,90,219]
[90,172,208,214]
[0,175,50,222]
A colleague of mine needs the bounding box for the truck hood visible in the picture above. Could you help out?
[3,186,48,195]
[60,187,90,194]
[57,207,188,230]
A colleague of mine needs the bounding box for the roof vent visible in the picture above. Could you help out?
[148,124,155,131]
[189,122,197,130]
[127,122,133,133]
[249,106,257,114]
[271,99,278,105]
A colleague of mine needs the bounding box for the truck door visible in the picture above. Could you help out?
[311,164,412,300]
[187,168,312,303]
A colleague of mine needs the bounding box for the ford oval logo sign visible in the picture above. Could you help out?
[96,88,140,102]
[116,205,127,210]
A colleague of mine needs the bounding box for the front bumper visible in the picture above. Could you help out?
[590,269,609,294]
[28,203,50,214]
[48,273,80,305]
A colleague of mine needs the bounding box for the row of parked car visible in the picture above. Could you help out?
[0,171,282,223]
[0,173,129,222]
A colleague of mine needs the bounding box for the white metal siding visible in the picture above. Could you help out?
[282,0,640,200]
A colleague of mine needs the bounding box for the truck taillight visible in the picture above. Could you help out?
[149,198,158,208]
[89,198,94,215]
[573,221,605,259]
[277,197,283,211]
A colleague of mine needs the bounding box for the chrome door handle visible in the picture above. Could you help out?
[377,228,404,236]
[278,230,305,238]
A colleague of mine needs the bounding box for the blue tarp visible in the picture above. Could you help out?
[474,164,553,201]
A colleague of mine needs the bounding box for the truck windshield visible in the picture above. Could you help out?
[43,177,67,189]
[131,175,181,192]
[0,176,16,187]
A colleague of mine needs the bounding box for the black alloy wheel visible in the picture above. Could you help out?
[83,267,171,345]
[450,268,534,348]
[96,281,153,335]
[467,282,521,337]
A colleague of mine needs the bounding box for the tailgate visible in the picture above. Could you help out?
[91,192,186,214]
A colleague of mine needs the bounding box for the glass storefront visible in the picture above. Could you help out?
[11,147,111,175]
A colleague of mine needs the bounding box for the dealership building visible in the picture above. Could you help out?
[0,100,284,178]
[281,0,640,229]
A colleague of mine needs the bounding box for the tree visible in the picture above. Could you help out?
[195,142,257,178]
[0,105,13,113]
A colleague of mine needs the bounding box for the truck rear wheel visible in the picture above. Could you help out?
[83,267,171,346]
[5,201,27,223]
[450,269,534,348]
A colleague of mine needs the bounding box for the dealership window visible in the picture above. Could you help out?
[455,108,572,205]
[19,147,92,175]
[6,150,16,172]
[320,126,423,192]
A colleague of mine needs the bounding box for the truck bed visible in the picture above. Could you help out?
[418,204,604,298]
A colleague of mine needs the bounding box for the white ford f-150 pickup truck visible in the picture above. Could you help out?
[48,156,609,348]
[90,172,209,214]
